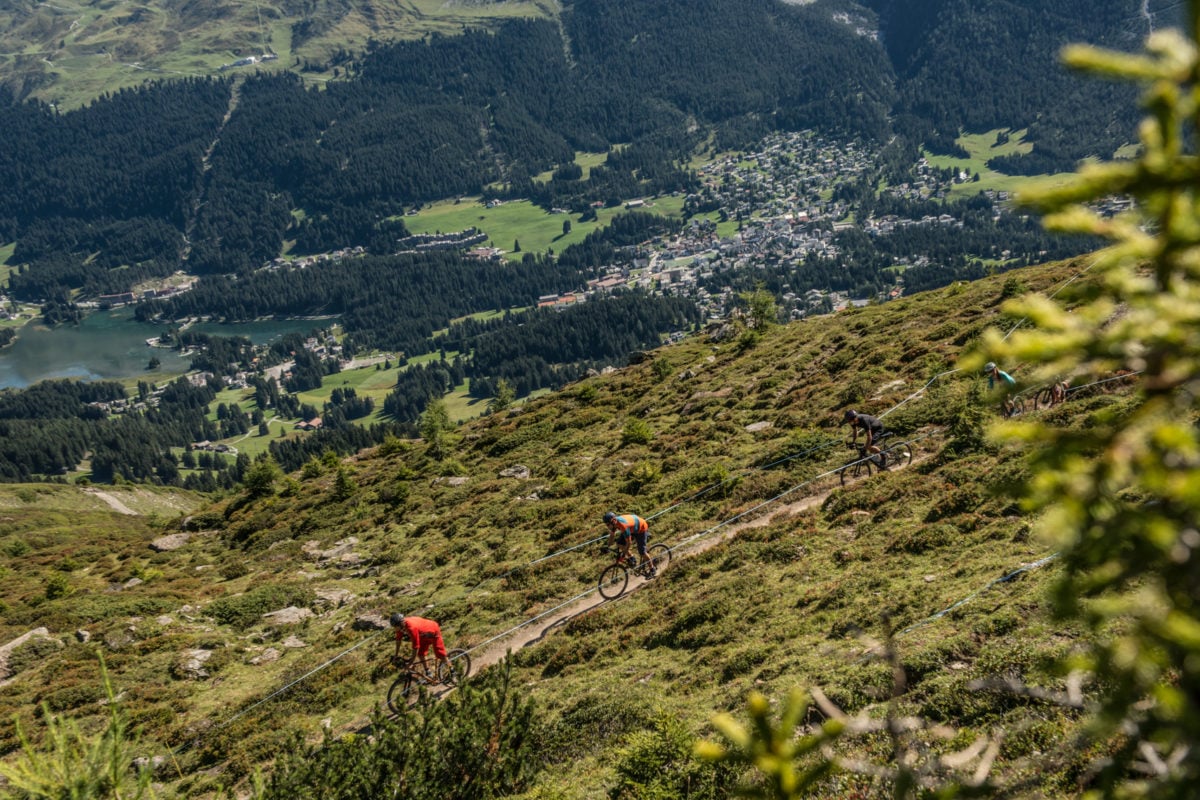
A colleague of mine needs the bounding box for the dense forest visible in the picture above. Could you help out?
[0,377,245,487]
[135,248,589,356]
[866,0,1151,167]
[0,1,1153,301]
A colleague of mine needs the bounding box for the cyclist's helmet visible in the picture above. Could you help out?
[603,511,617,524]
[984,362,997,373]
[389,613,405,627]
[843,409,857,422]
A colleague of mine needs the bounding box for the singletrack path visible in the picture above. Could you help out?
[467,490,831,670]
[355,449,930,727]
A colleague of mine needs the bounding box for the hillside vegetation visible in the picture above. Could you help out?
[0,0,551,109]
[0,255,1133,796]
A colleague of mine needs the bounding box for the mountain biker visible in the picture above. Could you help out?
[391,613,451,680]
[604,511,656,577]
[1050,377,1071,406]
[843,409,886,465]
[984,362,1018,416]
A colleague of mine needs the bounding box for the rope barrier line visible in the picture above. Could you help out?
[894,553,1062,638]
[458,586,600,659]
[435,440,850,611]
[668,429,944,554]
[173,631,382,753]
[363,258,1114,617]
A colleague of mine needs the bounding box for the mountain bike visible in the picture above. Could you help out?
[386,648,472,713]
[839,433,912,486]
[1001,393,1026,418]
[598,543,671,600]
[1035,381,1070,409]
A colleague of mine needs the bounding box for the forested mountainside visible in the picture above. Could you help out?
[864,0,1160,170]
[0,1,1152,304]
[1,248,1182,798]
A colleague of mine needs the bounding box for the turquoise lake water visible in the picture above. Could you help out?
[0,310,334,390]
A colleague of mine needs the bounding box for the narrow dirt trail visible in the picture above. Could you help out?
[465,443,937,672]
[346,449,934,730]
[84,488,138,515]
[353,488,835,727]
[466,491,831,671]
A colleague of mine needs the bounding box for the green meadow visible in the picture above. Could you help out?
[533,151,610,182]
[923,128,1080,198]
[403,194,686,260]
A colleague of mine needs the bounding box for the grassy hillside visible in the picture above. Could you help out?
[0,0,552,108]
[0,256,1131,797]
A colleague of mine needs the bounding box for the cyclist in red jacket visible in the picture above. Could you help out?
[391,613,450,679]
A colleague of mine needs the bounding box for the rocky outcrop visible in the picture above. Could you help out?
[499,465,531,479]
[314,588,354,609]
[302,537,364,568]
[248,648,281,665]
[0,628,61,683]
[150,533,191,552]
[178,649,213,679]
[353,612,390,631]
[261,606,314,625]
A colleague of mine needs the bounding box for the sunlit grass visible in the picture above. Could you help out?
[923,128,1063,197]
[402,196,683,260]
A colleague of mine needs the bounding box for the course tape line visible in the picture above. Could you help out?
[175,631,381,752]
[894,553,1062,638]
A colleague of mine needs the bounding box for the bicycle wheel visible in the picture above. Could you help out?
[441,648,472,686]
[1010,396,1025,416]
[646,543,671,572]
[598,563,629,599]
[840,456,872,487]
[884,442,912,468]
[1036,387,1054,409]
[386,673,414,714]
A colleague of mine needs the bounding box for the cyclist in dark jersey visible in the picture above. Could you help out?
[843,409,886,464]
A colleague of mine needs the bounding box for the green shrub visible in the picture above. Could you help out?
[3,538,31,557]
[183,511,224,531]
[220,561,251,580]
[41,683,101,713]
[886,523,958,554]
[610,714,738,800]
[720,645,771,682]
[621,418,653,446]
[7,636,64,676]
[206,584,315,630]
[542,690,656,762]
[262,661,541,799]
[488,422,553,456]
[43,573,72,600]
[623,461,661,494]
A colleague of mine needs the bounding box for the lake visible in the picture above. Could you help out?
[0,310,336,390]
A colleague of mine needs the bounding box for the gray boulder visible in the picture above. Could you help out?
[261,606,314,625]
[150,533,190,552]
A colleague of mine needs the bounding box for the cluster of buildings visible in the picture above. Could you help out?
[396,228,488,254]
[542,132,1011,320]
[91,276,198,309]
[219,53,279,71]
[265,247,365,271]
